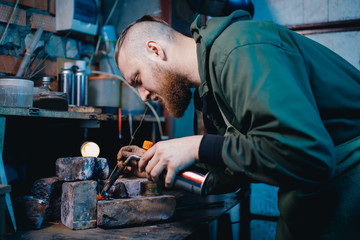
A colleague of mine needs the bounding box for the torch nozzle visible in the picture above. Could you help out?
[100,155,141,199]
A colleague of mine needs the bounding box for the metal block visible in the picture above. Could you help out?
[14,196,46,229]
[101,178,148,198]
[56,157,109,181]
[97,195,176,228]
[30,177,64,221]
[61,180,97,230]
[100,179,128,199]
[121,178,148,197]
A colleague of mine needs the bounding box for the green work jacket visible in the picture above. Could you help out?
[191,10,360,239]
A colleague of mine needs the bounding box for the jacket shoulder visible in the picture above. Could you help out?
[213,20,283,54]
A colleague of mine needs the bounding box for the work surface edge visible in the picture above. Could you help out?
[6,191,245,240]
[0,107,164,122]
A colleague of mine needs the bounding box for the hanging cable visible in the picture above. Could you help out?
[104,0,120,26]
[106,107,148,181]
[88,0,120,68]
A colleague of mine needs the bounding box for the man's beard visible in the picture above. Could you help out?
[156,67,192,118]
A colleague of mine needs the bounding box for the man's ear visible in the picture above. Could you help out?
[146,41,166,60]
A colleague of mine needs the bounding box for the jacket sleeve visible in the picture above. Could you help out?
[206,42,336,189]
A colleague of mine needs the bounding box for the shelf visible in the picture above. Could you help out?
[0,107,164,123]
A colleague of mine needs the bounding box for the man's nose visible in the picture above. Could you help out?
[138,87,151,102]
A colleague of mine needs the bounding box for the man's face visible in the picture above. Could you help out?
[118,51,192,118]
[153,64,192,118]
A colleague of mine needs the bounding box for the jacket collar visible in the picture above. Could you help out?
[190,10,251,98]
[190,10,251,51]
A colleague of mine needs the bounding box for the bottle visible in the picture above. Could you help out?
[40,76,52,92]
[59,62,74,105]
[33,76,51,108]
[38,76,68,111]
[74,60,88,106]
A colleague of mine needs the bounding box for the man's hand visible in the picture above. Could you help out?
[138,135,203,188]
[117,145,147,178]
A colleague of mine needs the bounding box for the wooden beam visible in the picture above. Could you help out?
[2,0,48,12]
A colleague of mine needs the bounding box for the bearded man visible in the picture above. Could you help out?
[115,11,360,240]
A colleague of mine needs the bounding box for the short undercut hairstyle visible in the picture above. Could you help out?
[114,15,171,68]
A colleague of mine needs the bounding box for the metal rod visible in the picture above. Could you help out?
[100,155,140,198]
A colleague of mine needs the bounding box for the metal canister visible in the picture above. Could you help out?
[159,167,214,196]
[172,170,214,196]
[58,68,74,105]
[74,69,88,106]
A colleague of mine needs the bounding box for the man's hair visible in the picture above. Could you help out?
[114,15,170,68]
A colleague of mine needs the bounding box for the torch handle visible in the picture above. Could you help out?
[101,155,141,198]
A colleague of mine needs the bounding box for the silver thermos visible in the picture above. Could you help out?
[59,62,74,105]
[74,68,88,106]
[59,61,88,106]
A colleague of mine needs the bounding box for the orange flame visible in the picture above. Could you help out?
[97,193,105,200]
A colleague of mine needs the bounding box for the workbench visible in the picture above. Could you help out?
[0,107,252,239]
[0,106,164,236]
[6,189,249,240]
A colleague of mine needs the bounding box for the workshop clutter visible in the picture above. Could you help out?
[33,76,68,111]
[58,60,89,107]
[14,156,176,230]
[88,25,124,113]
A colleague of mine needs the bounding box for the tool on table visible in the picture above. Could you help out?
[99,140,215,199]
[163,169,215,196]
[142,140,215,196]
[151,138,214,196]
[99,140,153,199]
[100,154,141,199]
